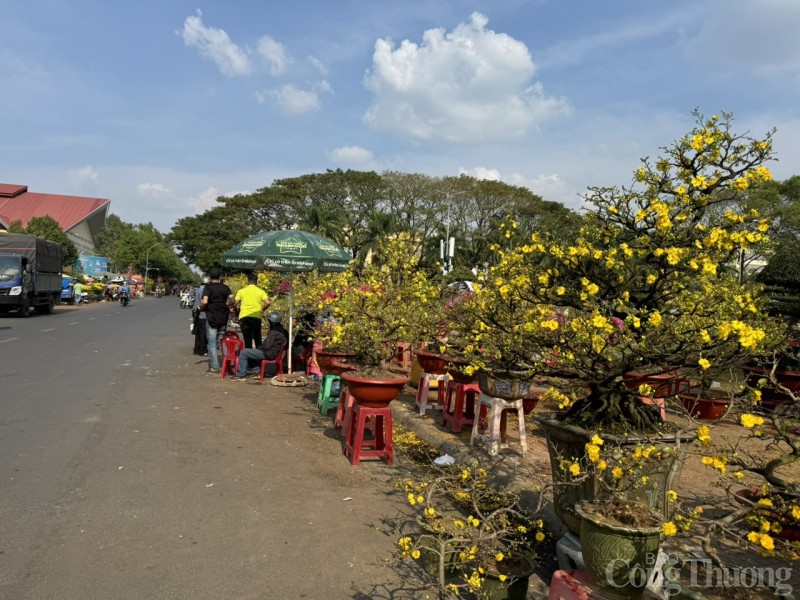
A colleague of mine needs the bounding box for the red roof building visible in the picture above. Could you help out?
[0,183,109,255]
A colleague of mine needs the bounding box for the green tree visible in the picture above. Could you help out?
[19,215,79,267]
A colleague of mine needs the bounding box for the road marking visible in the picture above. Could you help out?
[69,321,80,325]
[0,337,19,343]
[89,317,97,321]
[41,328,55,332]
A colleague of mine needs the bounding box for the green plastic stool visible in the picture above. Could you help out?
[318,374,341,414]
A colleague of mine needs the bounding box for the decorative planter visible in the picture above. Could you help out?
[742,364,800,410]
[534,414,688,535]
[414,350,448,375]
[623,369,686,398]
[316,350,357,375]
[477,370,535,400]
[444,356,476,384]
[576,501,662,600]
[678,390,731,421]
[340,371,408,407]
[733,488,800,541]
[482,555,535,600]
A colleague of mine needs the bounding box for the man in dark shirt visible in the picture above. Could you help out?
[199,268,234,373]
[230,312,288,380]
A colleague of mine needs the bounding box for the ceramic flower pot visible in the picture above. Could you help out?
[414,350,448,375]
[576,501,662,600]
[733,488,800,541]
[477,370,535,400]
[444,356,475,383]
[742,364,800,410]
[340,371,409,407]
[316,350,357,374]
[678,392,731,421]
[481,555,535,600]
[534,414,689,535]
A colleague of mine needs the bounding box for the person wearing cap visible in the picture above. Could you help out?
[233,271,270,349]
[199,268,234,373]
[191,275,210,356]
[230,311,288,380]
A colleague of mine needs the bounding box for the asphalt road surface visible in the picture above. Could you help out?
[0,297,420,600]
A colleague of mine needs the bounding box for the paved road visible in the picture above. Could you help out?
[0,298,418,600]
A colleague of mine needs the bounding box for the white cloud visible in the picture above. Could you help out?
[257,35,291,76]
[363,12,570,143]
[221,189,252,198]
[180,10,251,77]
[137,183,173,197]
[256,80,332,114]
[329,145,375,166]
[683,0,800,76]
[458,166,500,181]
[187,186,221,213]
[308,56,328,76]
[67,165,99,185]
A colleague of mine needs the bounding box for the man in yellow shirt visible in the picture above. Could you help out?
[234,272,270,348]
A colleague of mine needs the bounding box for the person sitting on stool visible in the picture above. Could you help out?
[230,311,288,380]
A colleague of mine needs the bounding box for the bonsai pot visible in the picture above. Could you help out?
[481,554,535,600]
[742,364,800,410]
[678,390,731,421]
[623,369,686,398]
[534,413,688,535]
[576,500,663,600]
[444,356,476,384]
[733,488,800,541]
[340,371,409,407]
[477,370,535,400]
[414,350,448,375]
[316,350,357,375]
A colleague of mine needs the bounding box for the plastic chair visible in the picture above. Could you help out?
[259,344,286,381]
[220,336,245,379]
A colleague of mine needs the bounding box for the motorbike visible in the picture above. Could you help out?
[180,290,194,309]
[120,291,130,307]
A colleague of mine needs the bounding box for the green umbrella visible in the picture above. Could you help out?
[222,230,351,372]
[221,229,350,272]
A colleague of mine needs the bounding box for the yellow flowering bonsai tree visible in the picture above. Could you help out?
[296,233,447,375]
[454,110,785,433]
[397,464,546,599]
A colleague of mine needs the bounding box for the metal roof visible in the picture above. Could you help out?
[0,183,109,232]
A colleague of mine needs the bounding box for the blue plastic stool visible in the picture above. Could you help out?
[317,373,341,414]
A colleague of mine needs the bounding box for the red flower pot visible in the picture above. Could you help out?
[623,370,686,398]
[742,364,800,410]
[733,488,800,541]
[340,372,409,407]
[679,393,731,421]
[414,350,447,375]
[444,356,476,383]
[316,351,357,375]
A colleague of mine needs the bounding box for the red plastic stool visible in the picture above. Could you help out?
[334,384,353,430]
[547,570,598,600]
[441,380,480,433]
[344,404,393,466]
[415,372,449,415]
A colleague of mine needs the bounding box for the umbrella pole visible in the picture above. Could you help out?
[287,276,293,373]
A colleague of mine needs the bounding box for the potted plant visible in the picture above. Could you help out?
[397,464,546,599]
[448,111,787,535]
[314,233,447,406]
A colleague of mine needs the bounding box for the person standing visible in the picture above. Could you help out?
[192,276,209,356]
[73,280,84,304]
[233,272,270,349]
[199,268,234,373]
[230,312,288,380]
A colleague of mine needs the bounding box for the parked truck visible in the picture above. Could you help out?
[0,234,64,316]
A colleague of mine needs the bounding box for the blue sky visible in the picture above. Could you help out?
[2,0,799,233]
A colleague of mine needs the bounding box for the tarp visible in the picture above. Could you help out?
[0,234,63,273]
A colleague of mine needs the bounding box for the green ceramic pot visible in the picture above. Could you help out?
[575,501,662,600]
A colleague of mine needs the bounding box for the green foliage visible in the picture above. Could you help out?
[18,215,79,267]
[167,170,582,276]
